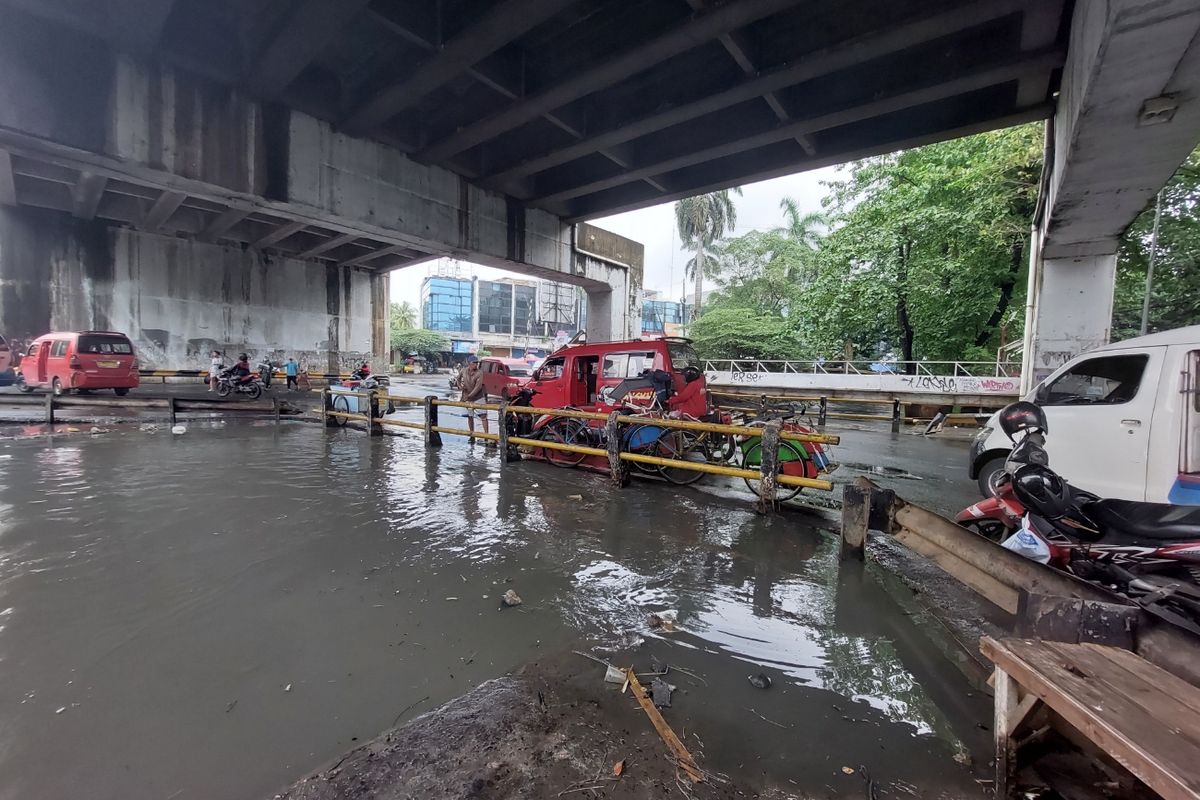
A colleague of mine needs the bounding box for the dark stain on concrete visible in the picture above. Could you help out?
[505,197,526,264]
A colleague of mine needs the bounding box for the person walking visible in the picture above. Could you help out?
[285,357,299,391]
[459,356,489,441]
[209,350,223,392]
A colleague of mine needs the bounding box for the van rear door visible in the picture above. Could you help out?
[76,334,136,376]
[1173,349,1200,504]
[1038,348,1162,501]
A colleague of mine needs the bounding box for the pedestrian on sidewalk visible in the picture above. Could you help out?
[459,356,489,441]
[209,350,222,392]
[285,357,299,391]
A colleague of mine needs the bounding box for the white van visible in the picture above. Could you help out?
[969,325,1200,504]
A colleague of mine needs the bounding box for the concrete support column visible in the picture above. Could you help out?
[370,271,389,366]
[1021,243,1117,393]
[585,288,615,342]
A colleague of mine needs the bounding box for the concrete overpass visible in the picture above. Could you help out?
[0,0,1192,373]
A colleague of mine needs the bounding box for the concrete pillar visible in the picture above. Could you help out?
[370,272,389,367]
[585,288,615,342]
[1021,244,1117,393]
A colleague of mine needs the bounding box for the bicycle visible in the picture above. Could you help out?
[734,398,831,502]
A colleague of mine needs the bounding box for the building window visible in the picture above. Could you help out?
[478,281,513,334]
[422,278,473,333]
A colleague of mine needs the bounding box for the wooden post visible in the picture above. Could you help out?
[168,396,177,426]
[891,399,901,432]
[840,482,869,560]
[756,420,781,514]
[498,398,510,465]
[45,393,55,425]
[367,391,382,436]
[818,396,827,426]
[272,397,281,425]
[993,666,1018,800]
[424,395,442,448]
[323,389,338,428]
[605,410,628,487]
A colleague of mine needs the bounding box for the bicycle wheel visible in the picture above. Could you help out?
[624,423,666,474]
[540,418,588,467]
[741,440,806,502]
[651,430,707,486]
[706,433,738,463]
[332,394,351,427]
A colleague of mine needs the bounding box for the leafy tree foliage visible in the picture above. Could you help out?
[391,301,417,331]
[675,189,742,317]
[391,327,447,357]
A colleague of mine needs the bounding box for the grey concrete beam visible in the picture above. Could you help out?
[0,150,15,205]
[71,172,107,220]
[296,232,359,259]
[484,0,1037,187]
[248,0,372,98]
[416,0,801,163]
[140,189,186,232]
[340,244,408,267]
[199,207,252,242]
[343,0,576,135]
[108,0,175,54]
[536,49,1064,206]
[564,104,1052,222]
[1016,0,1065,107]
[252,219,307,249]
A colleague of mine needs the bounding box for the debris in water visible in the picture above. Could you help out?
[501,589,522,607]
[89,426,102,434]
[841,766,855,775]
[171,425,187,435]
[748,673,772,690]
[55,707,66,714]
[953,751,972,767]
[284,683,293,693]
[567,494,583,500]
[445,597,459,601]
[612,759,626,778]
[626,670,703,783]
[603,665,626,684]
[225,700,238,713]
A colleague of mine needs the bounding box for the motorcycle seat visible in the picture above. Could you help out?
[1082,498,1200,543]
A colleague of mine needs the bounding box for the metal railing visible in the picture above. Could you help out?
[319,389,841,512]
[704,359,1023,378]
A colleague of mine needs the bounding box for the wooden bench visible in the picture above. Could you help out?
[981,637,1200,800]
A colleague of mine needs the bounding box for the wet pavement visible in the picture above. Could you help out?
[0,416,993,800]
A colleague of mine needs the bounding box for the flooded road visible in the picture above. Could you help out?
[0,421,990,799]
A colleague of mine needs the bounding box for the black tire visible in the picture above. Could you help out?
[652,430,707,486]
[52,377,64,396]
[217,381,231,398]
[114,388,129,397]
[742,441,806,503]
[976,455,1007,498]
[540,419,587,467]
[16,375,31,393]
[707,433,738,464]
[332,394,351,427]
[961,518,1012,544]
[624,424,666,474]
[246,383,263,401]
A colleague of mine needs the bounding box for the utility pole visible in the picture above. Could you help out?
[1140,189,1163,336]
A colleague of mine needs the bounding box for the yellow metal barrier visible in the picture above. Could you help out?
[508,435,608,459]
[619,451,831,490]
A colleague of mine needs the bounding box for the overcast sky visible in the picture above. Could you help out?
[388,166,844,306]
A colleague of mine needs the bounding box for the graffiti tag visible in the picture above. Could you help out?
[900,375,958,392]
[730,372,762,383]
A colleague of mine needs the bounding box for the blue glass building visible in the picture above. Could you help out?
[421,277,473,333]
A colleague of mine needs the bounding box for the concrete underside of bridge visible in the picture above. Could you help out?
[1022,0,1200,390]
[0,0,1069,370]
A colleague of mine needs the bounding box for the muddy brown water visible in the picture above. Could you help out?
[0,421,990,799]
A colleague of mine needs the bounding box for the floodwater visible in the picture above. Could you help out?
[0,421,990,799]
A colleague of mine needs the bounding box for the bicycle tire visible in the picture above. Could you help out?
[623,423,665,474]
[332,394,351,427]
[741,440,805,502]
[540,418,587,467]
[651,430,707,486]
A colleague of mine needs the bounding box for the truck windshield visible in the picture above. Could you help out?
[667,341,699,370]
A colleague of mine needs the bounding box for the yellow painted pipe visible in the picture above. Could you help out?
[613,415,840,445]
[379,394,426,404]
[375,418,425,431]
[325,411,371,422]
[505,405,611,422]
[508,435,608,458]
[618,450,832,490]
[436,399,500,411]
[430,425,500,442]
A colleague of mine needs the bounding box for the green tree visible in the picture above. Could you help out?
[775,197,827,251]
[391,301,417,330]
[675,188,742,318]
[687,307,800,360]
[1112,145,1200,340]
[391,328,447,358]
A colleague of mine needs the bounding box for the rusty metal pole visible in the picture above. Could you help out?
[891,399,901,433]
[606,410,628,487]
[272,397,281,425]
[45,393,54,425]
[168,396,177,427]
[818,396,827,427]
[367,391,383,436]
[498,398,511,465]
[840,483,869,560]
[424,395,442,448]
[323,388,338,428]
[756,420,781,514]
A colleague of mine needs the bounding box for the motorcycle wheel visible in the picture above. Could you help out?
[961,519,1011,543]
[247,383,263,400]
[217,382,231,397]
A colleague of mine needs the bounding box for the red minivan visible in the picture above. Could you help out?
[480,357,536,400]
[18,331,139,396]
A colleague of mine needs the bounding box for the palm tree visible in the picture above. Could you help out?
[775,197,827,250]
[675,188,741,319]
[391,301,417,330]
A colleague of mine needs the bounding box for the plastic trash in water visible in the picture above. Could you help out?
[171,425,186,435]
[604,665,626,684]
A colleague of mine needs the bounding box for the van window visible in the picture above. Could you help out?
[604,351,657,379]
[26,343,39,358]
[538,357,564,380]
[51,340,69,357]
[603,354,628,378]
[78,335,133,355]
[1185,351,1200,475]
[1043,354,1148,406]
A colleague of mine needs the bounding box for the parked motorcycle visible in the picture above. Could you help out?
[956,401,1200,599]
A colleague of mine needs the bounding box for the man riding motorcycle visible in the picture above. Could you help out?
[667,365,708,419]
[229,353,254,384]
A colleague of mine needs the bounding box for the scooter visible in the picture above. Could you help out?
[216,368,264,400]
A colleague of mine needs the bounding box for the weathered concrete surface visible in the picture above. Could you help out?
[0,205,381,371]
[1022,250,1117,389]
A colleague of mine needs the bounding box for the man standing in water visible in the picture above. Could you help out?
[459,356,489,442]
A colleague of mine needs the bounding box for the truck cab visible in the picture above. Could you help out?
[524,337,700,411]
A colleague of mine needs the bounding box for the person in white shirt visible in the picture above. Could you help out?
[209,350,223,392]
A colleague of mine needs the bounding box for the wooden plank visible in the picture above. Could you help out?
[994,666,1019,799]
[625,669,703,783]
[982,637,1200,800]
[841,483,869,559]
[1076,643,1200,722]
[895,528,1020,613]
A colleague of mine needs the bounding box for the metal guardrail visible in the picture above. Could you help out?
[2,392,289,425]
[704,359,1023,378]
[320,389,841,512]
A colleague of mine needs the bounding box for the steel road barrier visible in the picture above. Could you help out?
[319,389,837,511]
